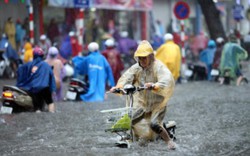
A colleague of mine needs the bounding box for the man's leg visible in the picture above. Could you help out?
[150,108,176,150]
[236,76,243,86]
[236,69,243,86]
[42,87,55,113]
[31,93,44,112]
[48,103,55,113]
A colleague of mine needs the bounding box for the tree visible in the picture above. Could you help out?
[197,0,226,40]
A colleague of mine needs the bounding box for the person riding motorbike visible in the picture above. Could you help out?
[219,34,248,86]
[72,42,115,102]
[109,40,176,150]
[16,46,56,112]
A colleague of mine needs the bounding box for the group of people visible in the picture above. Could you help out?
[1,16,231,151]
[72,38,124,102]
[16,45,64,113]
[196,33,248,86]
[3,21,249,149]
[8,15,248,150]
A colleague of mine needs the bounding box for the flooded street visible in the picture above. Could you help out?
[0,64,250,156]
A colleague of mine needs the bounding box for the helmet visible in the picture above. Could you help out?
[207,40,216,48]
[69,31,75,37]
[163,33,173,41]
[105,38,115,47]
[216,37,224,44]
[120,31,128,38]
[48,46,59,58]
[33,46,44,58]
[40,34,46,40]
[88,42,99,52]
[134,40,154,58]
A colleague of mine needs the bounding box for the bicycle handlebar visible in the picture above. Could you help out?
[107,84,150,95]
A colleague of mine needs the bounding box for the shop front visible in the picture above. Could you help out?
[48,0,153,48]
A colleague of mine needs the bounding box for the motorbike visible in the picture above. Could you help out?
[0,85,33,114]
[0,49,15,79]
[186,62,207,81]
[100,84,176,148]
[62,61,74,82]
[64,78,89,101]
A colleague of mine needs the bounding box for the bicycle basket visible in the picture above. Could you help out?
[101,107,132,132]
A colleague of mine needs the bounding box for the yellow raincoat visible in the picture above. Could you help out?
[4,19,16,50]
[23,42,33,63]
[116,58,175,140]
[155,40,181,81]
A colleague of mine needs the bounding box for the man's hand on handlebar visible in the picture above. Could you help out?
[109,86,119,93]
[144,83,155,90]
[109,86,125,94]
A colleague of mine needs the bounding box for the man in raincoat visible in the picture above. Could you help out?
[0,33,19,61]
[102,38,124,83]
[219,35,248,86]
[110,40,176,150]
[45,46,65,101]
[4,17,16,50]
[199,40,217,81]
[23,42,33,63]
[72,42,115,102]
[16,47,56,112]
[155,33,181,81]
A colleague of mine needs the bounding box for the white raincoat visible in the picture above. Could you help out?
[116,57,175,140]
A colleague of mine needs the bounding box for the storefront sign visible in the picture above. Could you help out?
[74,0,89,8]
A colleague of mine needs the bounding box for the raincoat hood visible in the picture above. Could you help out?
[134,40,154,58]
[24,42,32,50]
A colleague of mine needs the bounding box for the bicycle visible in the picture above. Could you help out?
[100,84,176,148]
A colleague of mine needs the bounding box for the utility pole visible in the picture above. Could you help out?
[31,0,40,44]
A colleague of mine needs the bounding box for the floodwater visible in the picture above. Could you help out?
[0,63,250,156]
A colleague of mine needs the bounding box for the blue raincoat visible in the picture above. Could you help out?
[60,35,72,60]
[72,51,115,102]
[199,40,217,80]
[0,37,19,60]
[16,57,56,93]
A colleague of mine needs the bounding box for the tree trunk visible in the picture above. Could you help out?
[197,0,226,40]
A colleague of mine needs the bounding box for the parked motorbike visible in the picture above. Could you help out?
[62,61,74,82]
[210,68,220,82]
[0,49,15,78]
[64,78,89,101]
[186,62,207,81]
[0,85,33,114]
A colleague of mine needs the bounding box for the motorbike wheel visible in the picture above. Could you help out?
[4,66,15,79]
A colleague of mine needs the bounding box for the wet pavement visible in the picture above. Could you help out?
[0,62,250,156]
